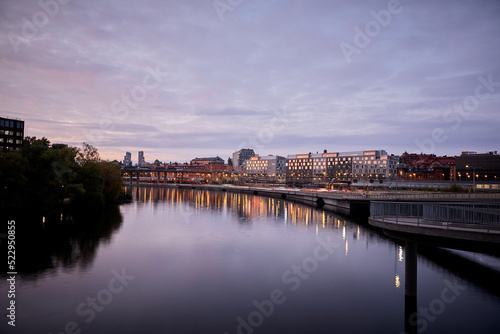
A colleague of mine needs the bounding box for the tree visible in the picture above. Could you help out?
[99,161,124,202]
[1,139,125,223]
[71,144,123,210]
[76,142,100,166]
[0,151,28,214]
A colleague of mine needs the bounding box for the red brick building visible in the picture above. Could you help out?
[399,152,456,181]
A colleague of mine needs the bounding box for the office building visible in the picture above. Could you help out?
[351,150,398,181]
[123,152,132,166]
[286,149,397,186]
[138,151,145,166]
[244,155,286,182]
[0,117,24,152]
[232,149,255,172]
[456,151,500,181]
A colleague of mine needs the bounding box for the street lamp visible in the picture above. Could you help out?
[466,165,476,190]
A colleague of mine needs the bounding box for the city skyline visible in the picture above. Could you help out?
[1,0,500,162]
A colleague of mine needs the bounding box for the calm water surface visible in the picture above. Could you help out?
[2,186,500,334]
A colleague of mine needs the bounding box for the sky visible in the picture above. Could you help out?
[1,0,500,163]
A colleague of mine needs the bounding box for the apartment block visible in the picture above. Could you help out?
[286,149,397,186]
[244,155,286,182]
[0,117,24,152]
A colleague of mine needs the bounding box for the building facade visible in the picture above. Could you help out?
[123,152,132,166]
[351,150,398,182]
[138,151,145,166]
[190,156,224,165]
[188,157,232,172]
[0,117,24,152]
[397,167,450,181]
[399,152,456,181]
[456,151,500,182]
[286,150,397,186]
[232,149,255,172]
[244,155,286,182]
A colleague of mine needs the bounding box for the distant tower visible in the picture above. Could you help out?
[138,151,145,166]
[123,152,132,166]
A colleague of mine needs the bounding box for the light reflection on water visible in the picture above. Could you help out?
[1,186,499,334]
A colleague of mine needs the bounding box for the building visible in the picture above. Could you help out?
[190,156,224,165]
[429,156,456,181]
[397,167,450,181]
[244,155,286,182]
[166,161,232,173]
[52,143,68,150]
[456,151,500,182]
[286,149,397,186]
[232,149,255,172]
[189,156,232,172]
[138,151,145,166]
[351,150,398,182]
[0,116,24,152]
[399,152,456,181]
[123,152,132,166]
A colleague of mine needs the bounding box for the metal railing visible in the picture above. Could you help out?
[370,201,500,232]
[347,192,500,201]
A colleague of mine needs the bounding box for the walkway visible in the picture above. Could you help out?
[369,201,500,244]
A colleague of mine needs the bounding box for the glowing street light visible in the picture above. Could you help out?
[466,165,476,190]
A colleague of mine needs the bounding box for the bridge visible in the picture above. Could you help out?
[366,200,500,334]
[123,168,235,185]
[369,201,500,245]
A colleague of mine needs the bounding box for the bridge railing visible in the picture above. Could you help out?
[355,192,500,201]
[370,201,500,232]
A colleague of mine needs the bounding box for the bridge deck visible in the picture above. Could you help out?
[371,216,500,231]
[369,216,500,244]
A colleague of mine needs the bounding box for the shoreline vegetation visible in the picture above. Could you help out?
[0,137,124,226]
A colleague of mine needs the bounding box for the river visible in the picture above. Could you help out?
[1,186,499,334]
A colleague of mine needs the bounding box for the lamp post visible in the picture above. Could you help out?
[466,165,475,191]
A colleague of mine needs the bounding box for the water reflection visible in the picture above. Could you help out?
[2,186,499,334]
[14,205,123,279]
[130,186,355,228]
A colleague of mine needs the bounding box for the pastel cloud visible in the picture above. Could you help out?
[1,0,499,162]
